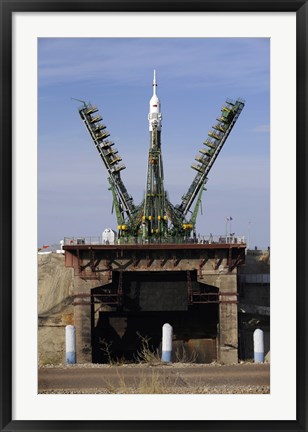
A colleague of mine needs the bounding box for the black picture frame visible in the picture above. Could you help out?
[1,1,307,431]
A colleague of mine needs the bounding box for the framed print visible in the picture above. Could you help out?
[1,1,307,431]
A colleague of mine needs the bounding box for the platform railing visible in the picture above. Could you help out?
[63,235,246,246]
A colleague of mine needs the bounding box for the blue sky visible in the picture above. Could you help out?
[38,38,270,248]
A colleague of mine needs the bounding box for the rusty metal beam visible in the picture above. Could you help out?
[117,271,123,307]
[192,301,238,304]
[187,271,193,305]
[73,291,239,307]
[63,243,246,252]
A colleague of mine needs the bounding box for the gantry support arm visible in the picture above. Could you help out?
[177,98,245,219]
[78,102,135,228]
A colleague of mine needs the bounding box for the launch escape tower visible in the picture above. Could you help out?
[77,71,245,242]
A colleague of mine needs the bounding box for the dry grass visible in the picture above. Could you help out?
[99,339,132,366]
[100,370,270,394]
[103,369,181,394]
[175,343,198,363]
[99,334,163,366]
[134,332,162,366]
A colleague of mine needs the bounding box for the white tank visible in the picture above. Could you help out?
[102,228,117,245]
[56,239,65,254]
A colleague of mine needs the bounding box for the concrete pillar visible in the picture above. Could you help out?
[74,303,92,363]
[73,275,110,363]
[73,278,95,363]
[218,273,238,364]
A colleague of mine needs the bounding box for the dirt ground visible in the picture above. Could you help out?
[38,362,270,394]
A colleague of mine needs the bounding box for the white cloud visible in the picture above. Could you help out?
[38,38,269,95]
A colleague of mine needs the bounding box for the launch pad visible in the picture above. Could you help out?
[65,72,246,364]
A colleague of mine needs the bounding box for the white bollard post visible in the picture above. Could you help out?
[161,323,173,363]
[253,328,264,363]
[66,325,76,365]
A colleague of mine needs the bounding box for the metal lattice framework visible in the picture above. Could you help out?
[174,98,245,226]
[79,102,136,233]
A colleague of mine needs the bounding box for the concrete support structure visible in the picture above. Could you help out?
[64,243,245,364]
[218,276,238,364]
[198,273,238,363]
[73,277,103,363]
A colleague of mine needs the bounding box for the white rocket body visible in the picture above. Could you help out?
[148,70,162,132]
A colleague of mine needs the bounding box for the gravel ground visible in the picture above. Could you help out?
[39,385,270,394]
[39,362,270,394]
[40,360,265,369]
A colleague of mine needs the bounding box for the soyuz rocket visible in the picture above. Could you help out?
[142,70,167,238]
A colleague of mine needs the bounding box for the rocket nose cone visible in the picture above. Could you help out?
[150,94,159,104]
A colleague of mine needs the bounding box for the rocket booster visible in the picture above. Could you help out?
[148,69,162,131]
[144,70,166,237]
